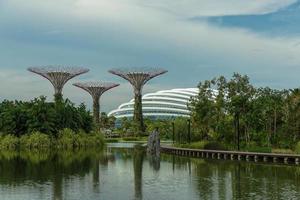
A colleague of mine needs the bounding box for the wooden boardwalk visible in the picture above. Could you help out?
[161,146,300,165]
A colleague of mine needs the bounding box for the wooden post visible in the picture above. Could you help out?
[172,122,175,144]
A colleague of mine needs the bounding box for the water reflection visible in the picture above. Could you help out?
[0,149,107,200]
[148,155,160,171]
[133,146,144,200]
[0,145,300,200]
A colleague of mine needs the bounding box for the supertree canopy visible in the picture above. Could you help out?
[28,66,89,101]
[109,67,167,133]
[73,82,119,126]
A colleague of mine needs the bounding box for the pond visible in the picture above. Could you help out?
[0,143,300,200]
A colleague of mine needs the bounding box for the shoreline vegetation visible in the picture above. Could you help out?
[182,73,300,155]
[0,129,105,151]
[112,72,300,155]
[0,97,105,150]
[174,141,298,154]
[3,72,300,155]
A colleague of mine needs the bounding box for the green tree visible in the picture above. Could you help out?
[26,96,56,135]
[190,80,217,140]
[226,73,255,150]
[0,96,93,136]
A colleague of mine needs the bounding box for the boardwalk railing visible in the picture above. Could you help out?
[161,146,300,165]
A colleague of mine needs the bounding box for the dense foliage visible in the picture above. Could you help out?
[0,129,104,150]
[117,116,188,141]
[0,96,93,136]
[100,112,116,129]
[189,73,300,150]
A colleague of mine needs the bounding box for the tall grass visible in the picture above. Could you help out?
[20,132,51,149]
[0,135,19,150]
[295,141,300,154]
[0,129,105,151]
[175,141,227,150]
[57,128,105,149]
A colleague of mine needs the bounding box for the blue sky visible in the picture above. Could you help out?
[1,0,300,112]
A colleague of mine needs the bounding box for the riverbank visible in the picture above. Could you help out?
[175,141,298,154]
[161,145,300,165]
[105,136,172,144]
[0,129,105,150]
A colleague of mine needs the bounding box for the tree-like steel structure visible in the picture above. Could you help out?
[73,82,119,126]
[109,67,167,133]
[28,66,89,102]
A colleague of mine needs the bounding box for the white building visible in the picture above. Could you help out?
[108,88,199,119]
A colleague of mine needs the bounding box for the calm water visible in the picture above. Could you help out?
[0,143,300,200]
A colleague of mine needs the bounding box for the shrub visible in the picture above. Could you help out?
[90,131,105,148]
[0,150,18,160]
[243,146,272,153]
[203,141,227,150]
[105,138,119,143]
[176,141,209,149]
[175,141,227,150]
[295,141,300,154]
[0,134,19,150]
[122,137,144,141]
[0,129,105,150]
[0,97,93,137]
[189,141,208,149]
[272,148,294,154]
[20,132,51,149]
[57,128,77,149]
[57,129,105,149]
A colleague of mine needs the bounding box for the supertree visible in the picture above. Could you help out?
[28,66,89,102]
[73,82,119,126]
[109,67,167,133]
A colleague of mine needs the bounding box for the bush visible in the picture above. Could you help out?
[203,141,227,150]
[0,97,93,137]
[90,131,105,148]
[175,141,227,150]
[189,141,208,149]
[272,148,294,154]
[57,128,105,149]
[0,129,105,151]
[243,145,272,153]
[122,137,145,141]
[0,134,19,150]
[105,138,119,143]
[20,132,51,149]
[295,141,300,154]
[176,141,208,149]
[57,128,77,149]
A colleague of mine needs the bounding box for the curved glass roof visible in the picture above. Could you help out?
[108,88,199,119]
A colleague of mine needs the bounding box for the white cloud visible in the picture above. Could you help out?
[0,68,171,112]
[1,0,300,111]
[3,0,296,21]
[139,0,297,17]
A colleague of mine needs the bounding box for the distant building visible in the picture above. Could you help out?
[108,88,199,120]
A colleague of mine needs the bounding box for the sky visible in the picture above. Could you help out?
[1,0,300,112]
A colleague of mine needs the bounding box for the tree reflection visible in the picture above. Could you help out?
[148,155,160,171]
[133,145,145,200]
[192,159,300,200]
[1,148,300,200]
[0,149,106,200]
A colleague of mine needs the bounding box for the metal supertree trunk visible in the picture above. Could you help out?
[109,67,167,133]
[28,66,89,102]
[73,82,119,126]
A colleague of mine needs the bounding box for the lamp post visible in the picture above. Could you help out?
[172,121,175,144]
[187,119,191,144]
